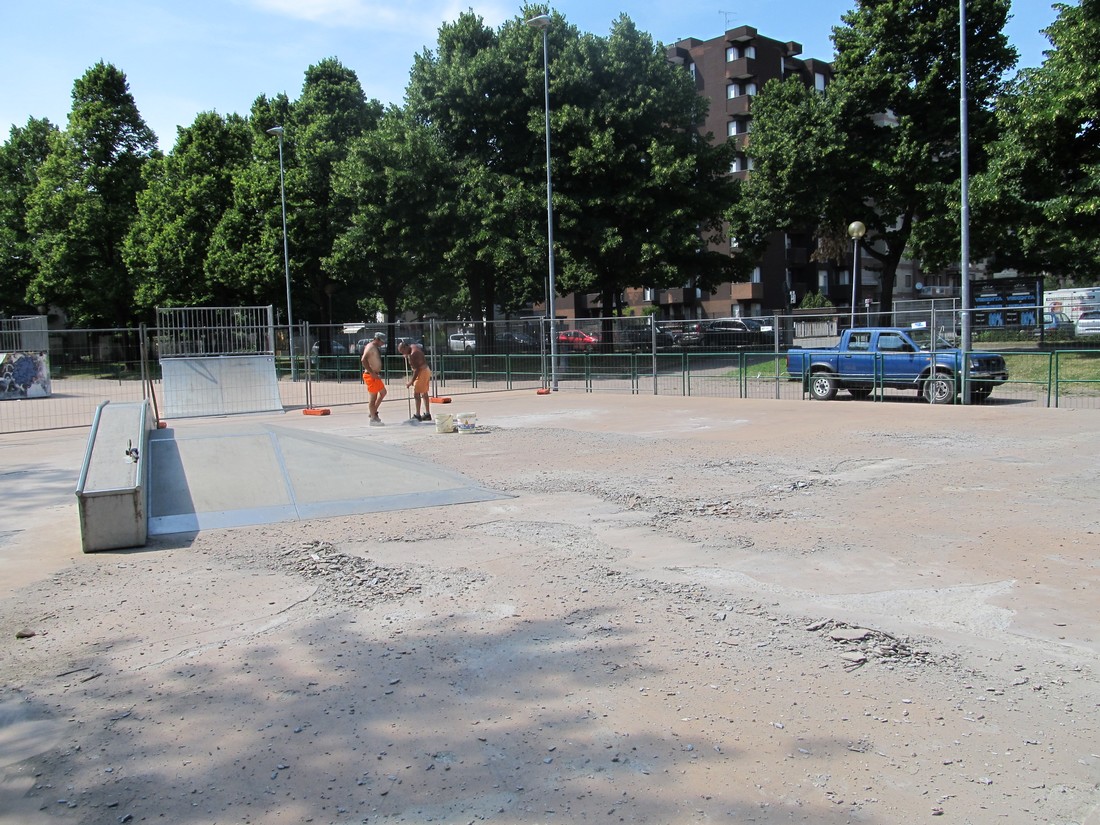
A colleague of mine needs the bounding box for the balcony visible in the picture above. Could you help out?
[731,282,764,301]
[661,287,702,305]
[725,95,752,116]
[724,57,757,80]
[725,25,757,43]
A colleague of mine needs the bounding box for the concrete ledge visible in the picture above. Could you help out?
[75,400,154,552]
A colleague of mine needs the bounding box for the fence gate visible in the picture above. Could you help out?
[156,306,283,418]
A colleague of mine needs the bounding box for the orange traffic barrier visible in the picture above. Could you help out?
[430,396,452,404]
[303,408,331,416]
[536,388,551,395]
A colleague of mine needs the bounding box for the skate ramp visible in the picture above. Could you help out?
[146,423,508,535]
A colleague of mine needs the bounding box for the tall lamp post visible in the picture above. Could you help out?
[848,221,866,329]
[958,0,972,402]
[526,12,558,391]
[266,125,296,381]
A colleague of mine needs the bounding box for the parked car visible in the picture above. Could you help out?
[1036,311,1074,338]
[355,338,387,355]
[311,340,348,356]
[616,325,676,352]
[671,321,706,348]
[1076,310,1100,337]
[448,332,477,352]
[700,318,771,351]
[556,329,600,353]
[494,331,540,352]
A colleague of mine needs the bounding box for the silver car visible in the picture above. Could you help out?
[1075,310,1100,337]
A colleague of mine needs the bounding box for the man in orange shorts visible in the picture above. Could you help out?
[361,332,387,425]
[398,340,432,421]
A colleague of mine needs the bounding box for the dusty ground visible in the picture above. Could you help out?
[1,392,1098,825]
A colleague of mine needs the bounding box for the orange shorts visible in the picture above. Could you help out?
[363,373,384,394]
[411,367,431,394]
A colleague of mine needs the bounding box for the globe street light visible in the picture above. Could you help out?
[848,220,866,329]
[526,12,558,391]
[266,125,296,381]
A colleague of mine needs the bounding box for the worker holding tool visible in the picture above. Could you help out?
[398,340,431,422]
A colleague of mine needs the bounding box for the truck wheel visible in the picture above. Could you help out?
[809,373,838,401]
[923,373,955,404]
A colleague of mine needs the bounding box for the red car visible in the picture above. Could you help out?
[556,329,600,352]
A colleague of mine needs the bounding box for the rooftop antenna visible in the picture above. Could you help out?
[720,9,735,30]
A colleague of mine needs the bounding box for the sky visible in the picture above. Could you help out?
[1,0,1064,150]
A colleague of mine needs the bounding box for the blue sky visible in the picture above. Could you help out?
[1,0,1064,150]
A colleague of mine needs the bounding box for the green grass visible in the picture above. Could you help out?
[1001,350,1100,395]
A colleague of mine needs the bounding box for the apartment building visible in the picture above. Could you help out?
[663,26,842,320]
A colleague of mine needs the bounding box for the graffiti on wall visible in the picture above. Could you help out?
[0,352,51,399]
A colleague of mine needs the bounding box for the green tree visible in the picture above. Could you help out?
[327,107,454,330]
[0,117,57,316]
[550,15,736,321]
[124,112,253,310]
[25,62,158,326]
[287,59,383,322]
[974,0,1100,282]
[725,77,850,279]
[733,0,1015,315]
[408,8,735,328]
[205,95,294,314]
[407,10,545,322]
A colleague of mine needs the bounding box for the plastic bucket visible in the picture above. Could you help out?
[435,413,456,434]
[455,412,477,433]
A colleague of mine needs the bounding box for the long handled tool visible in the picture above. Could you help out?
[403,353,418,423]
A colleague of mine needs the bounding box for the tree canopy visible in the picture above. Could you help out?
[25,63,157,326]
[730,0,1016,314]
[974,0,1100,282]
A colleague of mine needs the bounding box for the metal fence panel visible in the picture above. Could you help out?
[6,312,1100,434]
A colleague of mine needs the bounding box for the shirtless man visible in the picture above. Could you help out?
[361,332,387,425]
[398,340,432,422]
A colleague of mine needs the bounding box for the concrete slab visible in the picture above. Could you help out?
[146,421,509,535]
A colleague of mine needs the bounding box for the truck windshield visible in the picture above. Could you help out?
[908,328,954,350]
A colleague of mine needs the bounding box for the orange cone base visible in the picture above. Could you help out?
[536,388,551,395]
[303,408,331,416]
[430,396,452,404]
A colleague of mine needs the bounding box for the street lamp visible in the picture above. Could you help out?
[848,221,866,329]
[266,125,296,381]
[526,12,558,391]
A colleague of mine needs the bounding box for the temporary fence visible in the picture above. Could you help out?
[3,307,1100,435]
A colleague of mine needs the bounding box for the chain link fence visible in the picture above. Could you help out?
[4,307,1099,434]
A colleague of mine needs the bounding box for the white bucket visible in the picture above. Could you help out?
[435,413,456,433]
[455,412,477,433]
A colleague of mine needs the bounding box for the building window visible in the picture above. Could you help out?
[689,62,697,81]
[745,45,756,59]
[751,267,762,284]
[747,156,755,170]
[727,121,738,137]
[818,269,829,294]
[745,81,757,96]
[731,156,745,173]
[726,46,738,62]
[815,72,827,92]
[727,83,738,99]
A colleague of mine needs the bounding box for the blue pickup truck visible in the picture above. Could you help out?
[786,326,1008,403]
